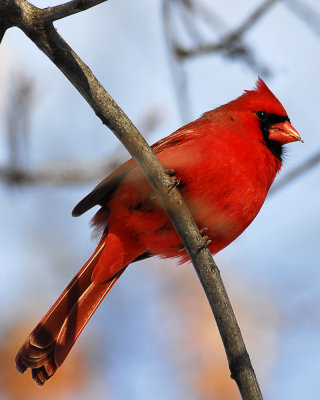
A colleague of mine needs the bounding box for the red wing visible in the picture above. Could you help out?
[72,118,204,217]
[150,122,200,154]
[72,159,135,217]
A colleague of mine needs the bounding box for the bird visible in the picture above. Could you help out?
[15,78,302,385]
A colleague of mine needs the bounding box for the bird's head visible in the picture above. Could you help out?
[220,78,302,161]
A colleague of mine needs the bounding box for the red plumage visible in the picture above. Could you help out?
[15,78,301,385]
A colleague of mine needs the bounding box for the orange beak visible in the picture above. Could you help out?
[269,120,303,144]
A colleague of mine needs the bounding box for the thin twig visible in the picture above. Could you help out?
[0,157,121,185]
[162,0,192,123]
[43,0,109,22]
[234,0,277,38]
[163,0,270,84]
[176,0,277,59]
[1,1,263,398]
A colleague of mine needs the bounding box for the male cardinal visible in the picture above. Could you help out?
[16,78,301,385]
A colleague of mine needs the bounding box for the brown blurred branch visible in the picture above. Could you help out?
[2,147,319,195]
[1,1,263,399]
[1,99,164,185]
[6,70,35,170]
[176,0,276,59]
[168,0,274,72]
[162,0,192,122]
[0,156,122,185]
[162,0,272,123]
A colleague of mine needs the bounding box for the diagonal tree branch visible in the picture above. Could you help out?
[1,1,263,398]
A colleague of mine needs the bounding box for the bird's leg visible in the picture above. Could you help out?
[149,169,180,201]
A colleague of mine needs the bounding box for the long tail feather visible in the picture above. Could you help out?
[15,239,126,385]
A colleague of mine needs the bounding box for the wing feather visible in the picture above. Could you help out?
[72,118,205,217]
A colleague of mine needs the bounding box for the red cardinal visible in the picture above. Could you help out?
[16,78,301,385]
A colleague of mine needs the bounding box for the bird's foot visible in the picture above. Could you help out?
[197,228,212,253]
[164,169,175,176]
[177,228,212,253]
[165,169,181,193]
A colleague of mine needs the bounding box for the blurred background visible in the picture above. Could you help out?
[0,0,319,399]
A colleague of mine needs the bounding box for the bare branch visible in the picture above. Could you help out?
[162,0,271,107]
[6,70,35,170]
[2,1,263,398]
[234,0,277,38]
[162,0,192,123]
[43,0,109,23]
[0,156,121,186]
[176,0,277,60]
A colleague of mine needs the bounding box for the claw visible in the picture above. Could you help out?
[197,236,212,253]
[164,169,181,192]
[168,176,181,192]
[164,169,175,176]
[178,229,212,254]
[197,228,212,253]
[149,170,180,200]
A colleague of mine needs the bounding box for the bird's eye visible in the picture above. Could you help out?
[256,111,268,122]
